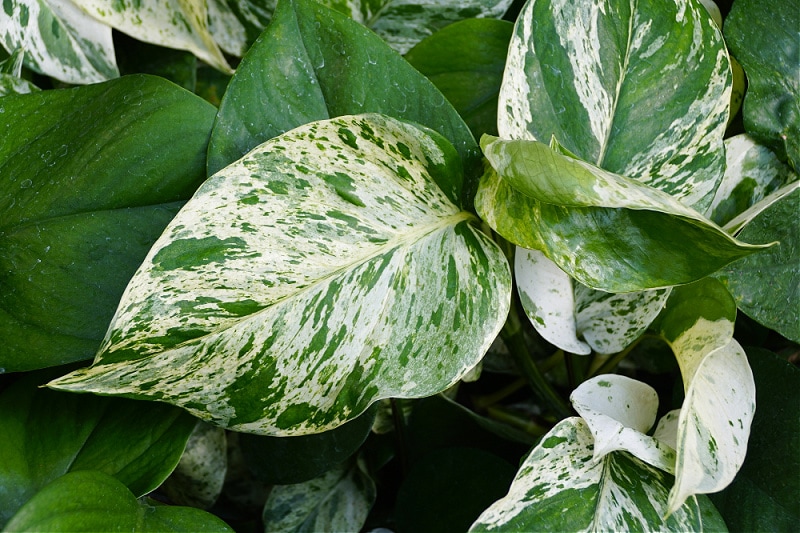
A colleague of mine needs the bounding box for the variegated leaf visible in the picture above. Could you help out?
[570,374,675,473]
[515,248,590,354]
[0,0,118,84]
[160,421,227,509]
[48,114,511,436]
[468,417,726,532]
[709,134,797,227]
[498,0,730,212]
[657,279,756,514]
[262,458,375,533]
[477,135,766,291]
[0,48,39,96]
[206,0,272,56]
[73,0,231,73]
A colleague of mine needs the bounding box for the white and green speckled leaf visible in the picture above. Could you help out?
[206,0,272,56]
[160,421,227,509]
[0,49,38,95]
[657,278,756,514]
[262,458,375,533]
[468,417,726,532]
[498,0,730,212]
[477,135,766,291]
[73,0,231,73]
[0,0,118,84]
[515,248,590,355]
[709,135,797,228]
[570,374,675,474]
[48,114,511,436]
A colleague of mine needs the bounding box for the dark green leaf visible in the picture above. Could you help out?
[725,0,800,171]
[710,347,800,531]
[0,372,197,527]
[404,18,513,140]
[716,185,800,342]
[207,0,480,205]
[3,470,233,532]
[0,75,216,372]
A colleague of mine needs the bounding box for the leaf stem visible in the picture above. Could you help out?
[588,334,652,378]
[390,398,410,476]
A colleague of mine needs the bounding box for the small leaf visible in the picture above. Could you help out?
[570,375,675,474]
[0,372,197,527]
[477,136,766,291]
[262,458,375,533]
[468,418,724,532]
[72,0,231,73]
[48,114,511,436]
[405,18,513,140]
[498,0,730,211]
[207,0,480,203]
[716,184,800,342]
[3,470,233,533]
[725,0,800,171]
[657,279,756,514]
[0,75,216,372]
[0,0,119,83]
[160,421,227,509]
[709,134,797,227]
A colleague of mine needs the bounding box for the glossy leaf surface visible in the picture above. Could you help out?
[261,459,375,533]
[497,0,730,211]
[477,136,765,291]
[725,0,799,170]
[717,184,799,342]
[0,0,118,83]
[207,0,480,200]
[72,0,231,73]
[0,75,216,372]
[3,470,233,532]
[49,114,511,436]
[160,422,227,509]
[657,279,756,513]
[0,372,196,527]
[468,418,726,532]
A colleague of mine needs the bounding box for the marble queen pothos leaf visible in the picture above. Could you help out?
[49,114,512,436]
[468,417,727,532]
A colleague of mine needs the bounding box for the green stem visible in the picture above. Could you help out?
[486,405,551,438]
[471,378,526,411]
[588,334,652,378]
[390,398,410,476]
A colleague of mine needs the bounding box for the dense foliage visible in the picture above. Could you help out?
[0,0,798,531]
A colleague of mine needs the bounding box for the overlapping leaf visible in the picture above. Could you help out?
[72,0,231,73]
[160,422,227,509]
[207,0,480,197]
[477,136,766,291]
[48,114,511,436]
[725,0,799,171]
[0,372,197,527]
[0,48,38,96]
[0,0,118,84]
[3,471,233,532]
[657,279,756,513]
[468,417,726,532]
[0,75,216,372]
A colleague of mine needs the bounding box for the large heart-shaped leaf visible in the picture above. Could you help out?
[468,417,727,532]
[725,0,799,171]
[0,0,118,84]
[49,114,511,436]
[0,371,197,528]
[3,470,233,532]
[0,75,215,371]
[206,0,480,202]
[716,184,800,342]
[477,136,766,291]
[0,75,216,372]
[72,0,231,73]
[498,0,730,211]
[656,278,756,513]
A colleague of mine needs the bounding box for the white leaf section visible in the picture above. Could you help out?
[515,247,590,354]
[570,374,675,474]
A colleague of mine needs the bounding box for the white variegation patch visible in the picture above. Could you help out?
[49,114,511,436]
[0,0,118,84]
[73,0,231,72]
[570,375,676,474]
[468,418,708,532]
[262,458,375,532]
[515,248,590,354]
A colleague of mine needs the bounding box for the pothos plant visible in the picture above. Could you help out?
[0,0,797,531]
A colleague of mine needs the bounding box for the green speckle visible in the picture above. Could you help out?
[338,127,358,149]
[219,299,264,316]
[396,142,411,158]
[51,18,60,38]
[323,172,365,207]
[18,3,28,26]
[541,435,568,448]
[240,195,259,205]
[597,380,612,388]
[152,236,253,270]
[265,181,289,195]
[3,0,12,17]
[276,403,315,429]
